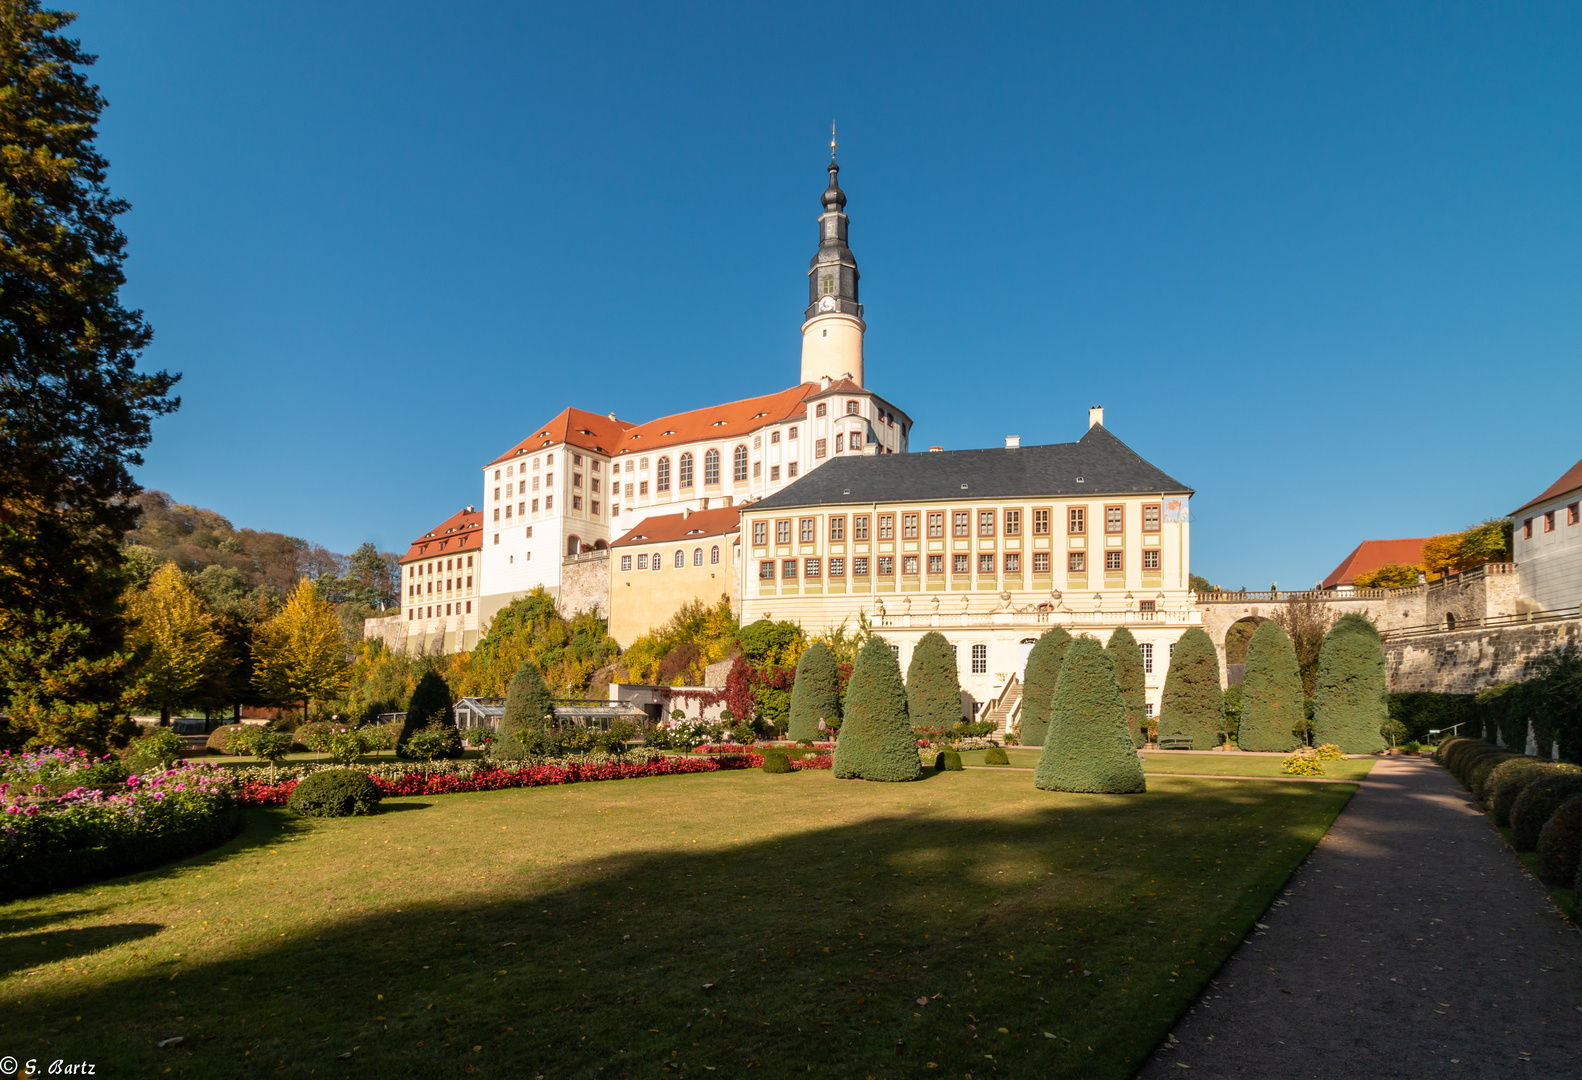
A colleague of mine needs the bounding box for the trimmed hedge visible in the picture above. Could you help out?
[984,746,1010,766]
[788,642,841,743]
[1511,773,1582,852]
[286,769,383,817]
[1489,760,1579,828]
[1019,627,1073,747]
[1536,794,1582,888]
[1035,638,1146,795]
[1158,626,1223,751]
[907,632,964,730]
[832,637,921,783]
[1455,745,1508,790]
[400,671,453,756]
[1469,752,1521,803]
[934,750,963,772]
[499,661,554,745]
[760,751,793,774]
[1105,627,1148,749]
[1238,621,1303,753]
[1312,613,1388,754]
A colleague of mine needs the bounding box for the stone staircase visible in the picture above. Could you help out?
[980,675,1022,741]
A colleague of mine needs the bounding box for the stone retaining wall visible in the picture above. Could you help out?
[1384,616,1582,693]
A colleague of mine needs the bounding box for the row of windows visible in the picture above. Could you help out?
[407,554,474,578]
[619,546,723,571]
[750,505,1165,545]
[493,452,593,483]
[409,575,472,597]
[757,548,1161,579]
[408,601,472,620]
[1524,503,1581,538]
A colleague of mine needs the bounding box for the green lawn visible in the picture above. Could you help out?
[956,748,1377,782]
[0,767,1354,1079]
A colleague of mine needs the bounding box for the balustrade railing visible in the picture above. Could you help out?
[874,608,1195,629]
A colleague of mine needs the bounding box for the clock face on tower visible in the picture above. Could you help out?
[818,295,836,313]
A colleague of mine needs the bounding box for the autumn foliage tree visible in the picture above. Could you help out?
[252,579,350,725]
[125,563,223,724]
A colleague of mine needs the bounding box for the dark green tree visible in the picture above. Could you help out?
[1312,613,1388,754]
[1159,626,1223,749]
[905,631,962,731]
[400,670,453,756]
[787,641,840,743]
[1035,637,1146,794]
[832,637,920,782]
[1238,621,1303,752]
[1105,627,1147,748]
[0,3,179,749]
[498,660,553,744]
[1018,626,1073,747]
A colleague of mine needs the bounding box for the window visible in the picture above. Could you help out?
[953,554,970,574]
[1143,549,1161,571]
[770,465,780,481]
[1170,643,1176,659]
[815,438,827,458]
[927,512,944,537]
[953,512,969,537]
[1105,550,1123,571]
[754,435,761,449]
[878,514,894,539]
[1524,518,1533,539]
[877,556,894,575]
[1069,507,1086,534]
[771,430,780,444]
[733,445,748,482]
[834,433,844,453]
[902,513,919,538]
[639,457,648,471]
[544,494,553,509]
[902,555,919,575]
[532,476,540,491]
[806,558,821,577]
[704,449,720,485]
[789,425,798,439]
[573,473,582,488]
[853,515,870,540]
[1570,503,1581,525]
[979,510,995,537]
[592,460,600,472]
[546,473,553,488]
[978,553,996,574]
[656,457,670,491]
[1544,510,1556,532]
[517,501,524,516]
[753,521,768,545]
[1143,504,1161,532]
[1141,643,1154,674]
[800,518,816,543]
[625,483,634,499]
[1139,600,1156,613]
[787,462,799,477]
[637,554,648,570]
[1105,505,1123,533]
[776,520,791,544]
[650,551,660,571]
[1033,552,1049,573]
[1004,553,1020,573]
[753,461,761,478]
[546,454,553,467]
[1004,510,1021,536]
[675,550,685,568]
[1068,552,1085,573]
[927,554,943,574]
[829,517,845,541]
[591,479,599,493]
[853,556,869,576]
[971,644,987,675]
[492,508,500,522]
[679,452,694,488]
[1033,508,1050,535]
[816,403,828,417]
[760,560,775,580]
[572,495,582,510]
[829,556,845,576]
[1145,702,1154,720]
[711,545,720,564]
[638,481,648,496]
[573,453,582,466]
[531,498,539,513]
[591,501,600,516]
[846,400,859,415]
[782,559,798,579]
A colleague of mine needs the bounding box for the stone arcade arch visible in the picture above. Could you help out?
[1223,615,1268,686]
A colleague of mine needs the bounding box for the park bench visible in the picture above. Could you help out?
[1156,736,1195,750]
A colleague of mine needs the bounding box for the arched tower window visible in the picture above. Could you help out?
[704,449,721,485]
[733,445,748,482]
[710,545,720,564]
[656,456,670,492]
[678,452,694,488]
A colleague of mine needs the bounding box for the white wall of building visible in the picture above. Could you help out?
[1515,495,1582,612]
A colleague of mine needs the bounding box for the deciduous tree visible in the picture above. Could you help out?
[498,660,553,744]
[126,563,224,724]
[252,579,350,726]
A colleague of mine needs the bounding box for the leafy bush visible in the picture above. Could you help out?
[1536,794,1582,887]
[125,727,186,772]
[1282,748,1324,776]
[1511,773,1582,852]
[206,724,249,754]
[761,752,793,774]
[231,728,295,768]
[500,660,554,744]
[933,750,963,772]
[402,724,463,762]
[463,727,494,748]
[1470,752,1521,803]
[729,721,758,746]
[788,641,841,743]
[1312,614,1388,754]
[360,721,403,753]
[1035,638,1146,795]
[1158,626,1223,751]
[595,720,637,756]
[325,728,369,766]
[1491,760,1580,827]
[1238,622,1303,753]
[1314,744,1345,761]
[286,769,382,817]
[957,720,994,738]
[832,637,921,782]
[295,722,337,753]
[0,747,127,797]
[984,746,1010,766]
[1454,745,1507,789]
[1019,627,1073,748]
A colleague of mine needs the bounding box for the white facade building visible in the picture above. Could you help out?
[1511,457,1582,613]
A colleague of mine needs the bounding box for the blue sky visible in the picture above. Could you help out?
[77,1,1582,588]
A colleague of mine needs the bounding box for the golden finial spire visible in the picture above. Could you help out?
[830,120,837,161]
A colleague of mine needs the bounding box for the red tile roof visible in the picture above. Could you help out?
[1320,538,1429,589]
[1511,458,1582,516]
[610,507,741,549]
[399,508,484,564]
[487,407,635,467]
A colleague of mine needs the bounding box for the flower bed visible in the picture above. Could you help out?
[1,761,240,901]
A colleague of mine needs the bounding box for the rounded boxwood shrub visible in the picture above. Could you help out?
[1451,743,1500,786]
[1491,761,1581,828]
[934,750,963,772]
[760,751,793,774]
[984,746,1010,766]
[1536,794,1582,887]
[1469,752,1520,802]
[1510,773,1582,852]
[287,769,383,818]
[206,723,249,754]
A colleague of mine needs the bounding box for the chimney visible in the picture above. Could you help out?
[1088,405,1104,428]
[465,505,474,513]
[607,412,616,421]
[928,446,943,453]
[1005,436,1021,448]
[820,376,831,390]
[682,506,692,519]
[861,443,880,456]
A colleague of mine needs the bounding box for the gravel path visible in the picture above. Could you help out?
[1136,755,1582,1079]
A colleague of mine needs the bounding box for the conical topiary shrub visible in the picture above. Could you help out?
[832,637,921,782]
[788,641,840,743]
[498,660,554,745]
[1238,621,1303,753]
[1159,626,1223,750]
[1035,638,1146,794]
[400,670,453,757]
[907,631,963,732]
[1106,627,1147,749]
[1019,626,1073,747]
[1312,613,1388,754]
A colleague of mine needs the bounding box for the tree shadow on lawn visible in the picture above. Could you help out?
[0,777,1353,1080]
